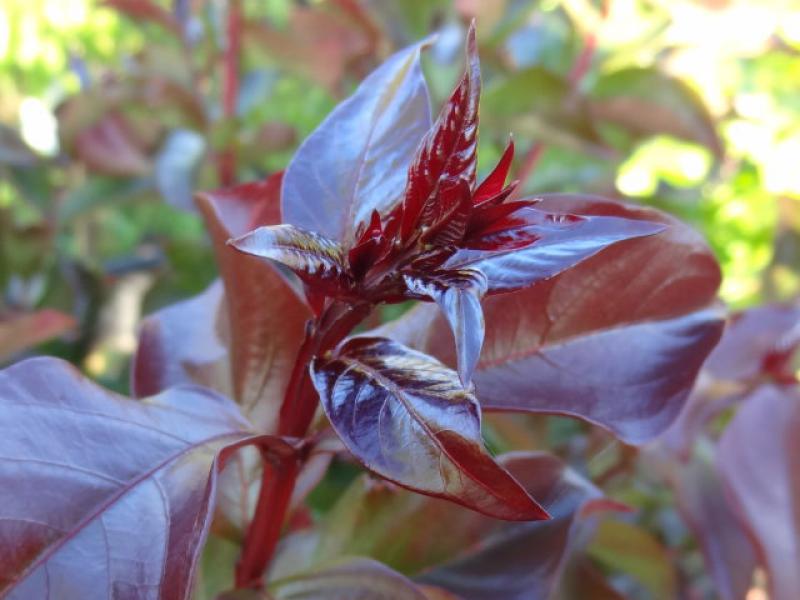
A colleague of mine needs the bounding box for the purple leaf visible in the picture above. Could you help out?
[404,268,487,385]
[310,337,548,521]
[451,206,665,292]
[717,385,800,600]
[416,452,609,600]
[229,224,352,299]
[271,558,427,600]
[372,196,723,444]
[196,175,312,432]
[0,357,295,598]
[281,42,431,243]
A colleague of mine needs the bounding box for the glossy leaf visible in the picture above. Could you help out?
[450,205,666,292]
[0,309,76,362]
[404,268,487,385]
[271,558,427,600]
[373,196,723,444]
[229,224,352,297]
[717,385,800,600]
[401,24,479,241]
[282,42,431,243]
[590,67,723,157]
[416,452,611,600]
[0,357,292,599]
[196,175,311,432]
[310,337,547,521]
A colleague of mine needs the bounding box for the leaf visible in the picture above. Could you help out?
[401,24,479,242]
[372,196,723,444]
[0,309,76,362]
[310,337,548,521]
[717,385,800,600]
[451,205,666,292]
[404,269,487,385]
[103,0,181,34]
[196,174,312,433]
[228,224,352,298]
[415,453,613,600]
[271,558,427,600]
[587,520,677,600]
[647,443,757,600]
[155,129,206,211]
[73,112,151,177]
[0,357,294,598]
[590,67,723,157]
[281,41,431,243]
[132,279,231,398]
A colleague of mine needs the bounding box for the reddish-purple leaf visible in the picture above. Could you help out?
[133,280,231,398]
[472,138,514,206]
[717,385,800,600]
[452,206,665,292]
[196,175,312,432]
[401,24,479,242]
[404,269,487,385]
[703,303,800,383]
[0,309,76,362]
[281,42,431,243]
[310,337,548,521]
[271,558,427,600]
[229,224,352,298]
[0,357,294,599]
[373,196,723,444]
[73,113,151,177]
[647,445,757,600]
[416,452,609,600]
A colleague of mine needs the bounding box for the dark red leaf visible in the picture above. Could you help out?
[74,113,151,177]
[401,24,480,242]
[0,357,294,598]
[472,138,514,206]
[281,42,431,243]
[717,385,800,600]
[372,196,723,444]
[403,268,487,385]
[416,452,612,600]
[229,224,353,299]
[453,205,665,292]
[0,309,76,362]
[421,178,473,246]
[196,175,312,432]
[310,337,548,521]
[270,558,427,599]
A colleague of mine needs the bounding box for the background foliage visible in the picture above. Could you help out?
[1,0,799,598]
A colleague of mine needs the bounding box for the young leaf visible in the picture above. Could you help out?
[372,196,723,444]
[416,452,613,600]
[229,224,352,298]
[717,385,800,600]
[271,558,427,600]
[0,357,295,598]
[196,175,312,432]
[401,24,480,241]
[404,268,487,385]
[281,41,431,243]
[452,205,666,292]
[310,337,548,521]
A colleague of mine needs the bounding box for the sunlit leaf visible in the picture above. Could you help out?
[311,337,547,520]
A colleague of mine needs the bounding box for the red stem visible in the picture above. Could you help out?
[234,302,369,588]
[234,452,300,589]
[219,0,242,186]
